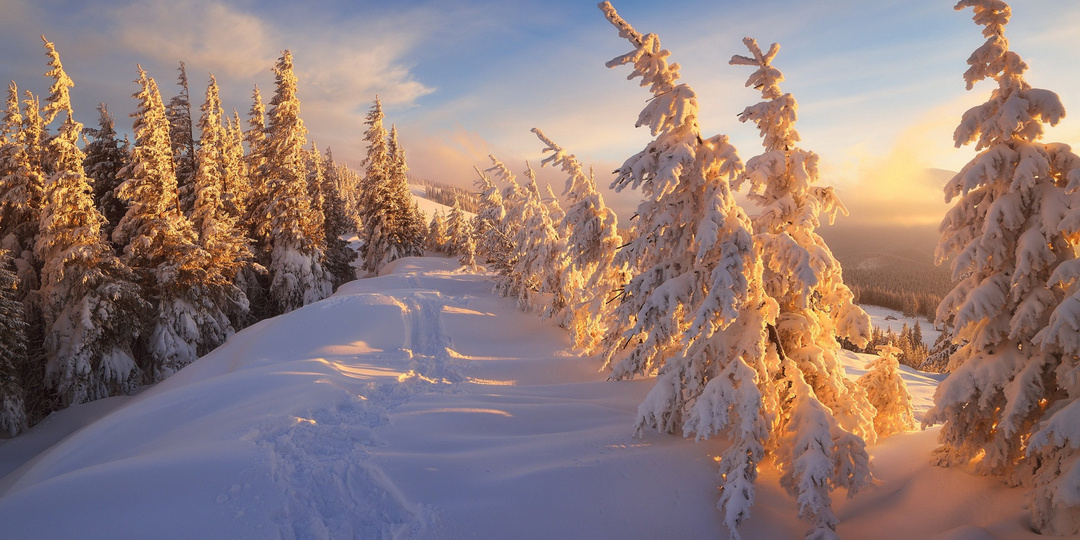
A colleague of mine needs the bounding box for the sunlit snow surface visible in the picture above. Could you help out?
[0,258,1041,539]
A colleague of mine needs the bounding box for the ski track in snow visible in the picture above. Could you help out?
[244,270,466,538]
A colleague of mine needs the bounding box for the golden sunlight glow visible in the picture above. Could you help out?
[396,408,514,418]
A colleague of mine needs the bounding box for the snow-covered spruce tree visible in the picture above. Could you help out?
[0,250,27,436]
[190,74,251,330]
[458,220,478,271]
[37,37,150,403]
[924,1,1080,534]
[730,36,881,534]
[599,5,876,538]
[533,128,623,352]
[262,51,332,314]
[0,82,44,300]
[236,87,272,319]
[357,97,391,273]
[166,62,197,214]
[357,108,424,273]
[427,210,450,253]
[312,144,356,289]
[114,66,228,381]
[242,85,268,253]
[82,104,130,244]
[221,110,248,222]
[857,344,915,438]
[472,166,513,270]
[482,157,528,298]
[511,165,567,315]
[303,141,327,254]
[445,195,470,257]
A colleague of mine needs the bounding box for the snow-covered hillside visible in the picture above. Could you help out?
[862,304,940,348]
[0,258,1041,539]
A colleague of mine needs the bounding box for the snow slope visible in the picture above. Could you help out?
[409,186,474,220]
[0,257,1041,539]
[862,304,940,348]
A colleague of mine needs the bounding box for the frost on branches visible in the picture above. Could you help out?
[596,5,779,539]
[730,37,880,539]
[533,128,623,352]
[924,1,1080,535]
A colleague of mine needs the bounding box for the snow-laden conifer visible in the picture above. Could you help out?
[242,85,269,255]
[190,75,251,328]
[857,344,915,438]
[427,210,450,253]
[115,66,230,380]
[533,128,623,352]
[0,83,44,300]
[263,51,332,314]
[483,157,529,298]
[729,37,879,538]
[358,108,424,274]
[597,7,784,538]
[312,144,356,289]
[510,165,567,314]
[0,250,27,436]
[472,166,511,268]
[445,196,471,257]
[82,104,129,242]
[166,62,197,213]
[37,38,150,403]
[924,1,1080,534]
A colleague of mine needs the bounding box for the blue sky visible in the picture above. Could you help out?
[2,0,1078,226]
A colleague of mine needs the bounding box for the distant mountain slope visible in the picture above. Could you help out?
[819,222,953,319]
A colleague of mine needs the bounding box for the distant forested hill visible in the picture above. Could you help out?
[820,223,953,321]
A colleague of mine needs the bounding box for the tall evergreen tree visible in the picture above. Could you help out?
[472,166,511,268]
[263,51,331,314]
[37,37,150,405]
[483,156,531,298]
[82,104,130,243]
[0,250,27,437]
[318,147,357,288]
[357,108,423,273]
[221,110,248,224]
[510,165,566,313]
[242,85,269,254]
[533,128,623,352]
[114,66,226,381]
[445,195,470,257]
[730,37,880,537]
[0,83,44,299]
[596,6,880,539]
[166,62,197,213]
[190,74,250,328]
[925,1,1080,534]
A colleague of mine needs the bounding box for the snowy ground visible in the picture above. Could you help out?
[861,304,940,348]
[0,257,1042,539]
